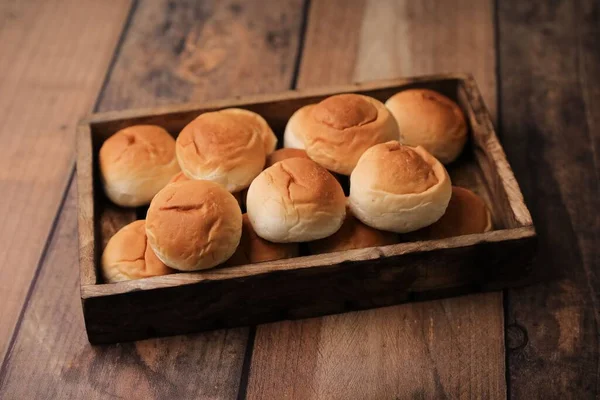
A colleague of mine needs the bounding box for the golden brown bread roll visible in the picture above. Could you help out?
[349,141,452,233]
[219,108,277,155]
[101,220,174,282]
[169,171,245,208]
[385,89,467,164]
[309,205,397,254]
[265,148,310,168]
[168,171,189,184]
[227,214,299,266]
[99,125,180,207]
[409,186,492,240]
[176,111,266,192]
[146,180,242,271]
[246,157,346,242]
[283,94,399,175]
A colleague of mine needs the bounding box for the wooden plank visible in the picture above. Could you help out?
[0,0,132,362]
[247,1,507,399]
[498,1,600,398]
[250,294,505,399]
[0,0,305,398]
[297,0,497,122]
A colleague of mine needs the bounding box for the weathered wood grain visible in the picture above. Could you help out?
[100,0,302,110]
[0,0,132,362]
[246,1,506,399]
[297,0,497,121]
[250,294,506,399]
[498,0,600,398]
[0,0,305,398]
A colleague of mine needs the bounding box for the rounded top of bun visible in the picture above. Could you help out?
[265,148,309,168]
[412,186,492,239]
[352,141,438,195]
[100,125,176,170]
[385,89,467,164]
[246,157,346,242]
[99,125,180,207]
[349,141,452,233]
[176,111,266,192]
[101,220,173,282]
[285,94,399,175]
[309,206,397,254]
[312,94,378,129]
[219,108,277,154]
[226,214,299,266]
[146,180,243,271]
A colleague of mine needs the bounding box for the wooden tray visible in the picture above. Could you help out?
[77,73,536,344]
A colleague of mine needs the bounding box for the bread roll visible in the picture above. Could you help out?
[99,125,180,207]
[265,148,309,168]
[283,94,399,175]
[283,106,309,149]
[169,171,189,184]
[176,111,266,192]
[227,214,299,266]
[349,141,452,233]
[309,205,397,254]
[146,180,243,271]
[169,171,244,208]
[246,157,346,242]
[411,186,492,240]
[219,108,277,154]
[101,220,174,283]
[385,89,467,164]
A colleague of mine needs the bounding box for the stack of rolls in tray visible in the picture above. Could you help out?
[99,89,492,283]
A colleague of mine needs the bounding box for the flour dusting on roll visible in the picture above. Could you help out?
[349,141,452,233]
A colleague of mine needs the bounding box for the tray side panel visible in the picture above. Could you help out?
[83,232,536,344]
[459,78,533,228]
[76,124,97,286]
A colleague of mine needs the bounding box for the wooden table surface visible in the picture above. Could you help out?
[0,0,597,398]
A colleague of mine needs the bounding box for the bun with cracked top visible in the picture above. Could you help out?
[246,157,346,242]
[176,110,266,192]
[309,205,397,254]
[219,108,277,154]
[146,180,243,271]
[101,220,174,282]
[99,125,180,207]
[227,214,299,266]
[283,94,399,175]
[385,89,467,164]
[349,141,452,233]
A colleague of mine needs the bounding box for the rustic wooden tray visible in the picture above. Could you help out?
[77,73,536,344]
